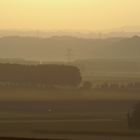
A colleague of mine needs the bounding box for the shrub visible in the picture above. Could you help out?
[82,81,92,90]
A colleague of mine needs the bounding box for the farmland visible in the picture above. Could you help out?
[0,87,139,139]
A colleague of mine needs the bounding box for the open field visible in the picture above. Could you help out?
[0,88,140,139]
[0,87,140,101]
[0,99,137,139]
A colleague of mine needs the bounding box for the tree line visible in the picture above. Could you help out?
[0,64,82,87]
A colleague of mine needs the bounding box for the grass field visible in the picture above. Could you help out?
[0,88,139,139]
[0,87,140,101]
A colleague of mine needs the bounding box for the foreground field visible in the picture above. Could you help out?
[0,88,140,139]
[0,100,137,139]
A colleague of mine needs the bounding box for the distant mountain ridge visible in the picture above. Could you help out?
[0,36,140,61]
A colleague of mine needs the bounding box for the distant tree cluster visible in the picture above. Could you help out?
[0,64,81,88]
[82,81,93,90]
[91,82,140,89]
[128,102,140,129]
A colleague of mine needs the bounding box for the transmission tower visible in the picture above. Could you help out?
[66,48,73,64]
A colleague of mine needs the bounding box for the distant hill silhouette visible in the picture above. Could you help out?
[0,36,140,61]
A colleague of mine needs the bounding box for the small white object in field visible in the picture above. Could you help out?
[48,109,52,112]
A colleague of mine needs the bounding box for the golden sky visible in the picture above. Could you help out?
[0,0,140,31]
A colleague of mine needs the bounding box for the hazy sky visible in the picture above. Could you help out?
[0,0,140,31]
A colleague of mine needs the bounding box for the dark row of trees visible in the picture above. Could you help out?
[92,82,140,89]
[128,102,140,129]
[0,64,82,87]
